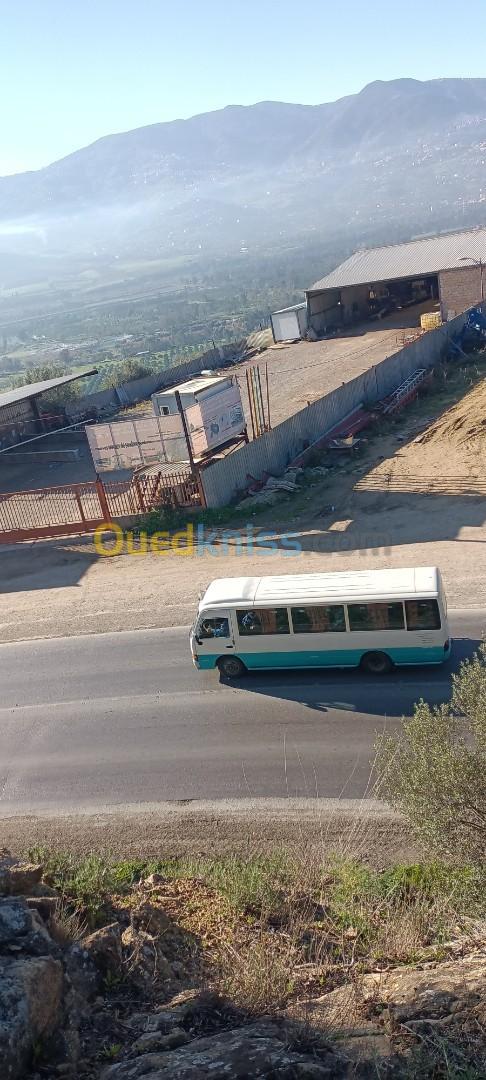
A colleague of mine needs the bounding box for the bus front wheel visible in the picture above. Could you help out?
[360,651,393,675]
[217,656,247,679]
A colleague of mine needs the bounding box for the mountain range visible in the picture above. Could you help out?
[2,77,486,283]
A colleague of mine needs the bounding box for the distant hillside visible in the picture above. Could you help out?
[2,77,486,281]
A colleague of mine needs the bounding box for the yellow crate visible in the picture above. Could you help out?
[420,311,442,331]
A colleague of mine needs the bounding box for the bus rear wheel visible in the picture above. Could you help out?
[217,656,247,679]
[360,651,393,675]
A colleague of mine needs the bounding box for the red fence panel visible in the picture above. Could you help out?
[0,469,201,543]
[0,482,103,541]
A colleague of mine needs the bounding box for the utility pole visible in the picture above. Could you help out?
[175,391,196,473]
[265,361,271,431]
[245,369,256,439]
[174,390,206,508]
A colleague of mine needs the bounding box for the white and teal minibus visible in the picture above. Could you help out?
[190,567,450,678]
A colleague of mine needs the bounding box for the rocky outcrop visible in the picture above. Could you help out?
[0,855,89,1079]
[0,859,67,1079]
[0,860,44,896]
[83,922,123,979]
[101,1020,342,1080]
[0,954,63,1080]
[287,948,486,1070]
[362,952,486,1030]
[0,896,55,955]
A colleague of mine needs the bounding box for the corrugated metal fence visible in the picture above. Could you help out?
[200,309,475,508]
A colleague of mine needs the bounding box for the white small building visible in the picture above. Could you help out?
[270,302,308,343]
[152,374,246,459]
[87,374,247,471]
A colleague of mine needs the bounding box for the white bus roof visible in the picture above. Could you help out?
[199,567,441,610]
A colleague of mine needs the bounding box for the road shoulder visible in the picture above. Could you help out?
[0,798,422,866]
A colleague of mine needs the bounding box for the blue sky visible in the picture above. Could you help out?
[2,0,486,175]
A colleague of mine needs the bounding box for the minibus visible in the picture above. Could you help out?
[190,567,450,678]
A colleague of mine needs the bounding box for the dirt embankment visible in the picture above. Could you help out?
[418,375,486,448]
[357,370,486,496]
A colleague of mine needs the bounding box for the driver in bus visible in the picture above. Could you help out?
[201,618,228,638]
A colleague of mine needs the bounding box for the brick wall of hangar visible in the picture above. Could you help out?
[439,265,482,319]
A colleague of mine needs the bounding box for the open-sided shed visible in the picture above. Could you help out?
[0,369,97,451]
[306,227,486,334]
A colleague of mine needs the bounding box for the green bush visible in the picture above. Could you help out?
[376,646,486,863]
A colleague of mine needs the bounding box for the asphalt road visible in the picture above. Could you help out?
[0,611,483,815]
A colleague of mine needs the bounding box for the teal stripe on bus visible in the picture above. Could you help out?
[196,644,450,670]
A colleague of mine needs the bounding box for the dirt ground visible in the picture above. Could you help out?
[235,303,431,427]
[0,433,131,493]
[356,368,486,495]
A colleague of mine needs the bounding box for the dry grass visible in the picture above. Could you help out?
[220,931,300,1012]
[48,899,88,945]
[208,856,485,1013]
[31,844,484,1016]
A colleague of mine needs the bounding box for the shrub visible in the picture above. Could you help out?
[375,646,486,863]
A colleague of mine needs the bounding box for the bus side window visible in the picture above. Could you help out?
[291,605,346,633]
[348,602,405,631]
[405,600,441,630]
[237,608,290,635]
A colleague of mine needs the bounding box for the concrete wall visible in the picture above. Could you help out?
[439,265,482,320]
[66,340,246,419]
[200,306,474,508]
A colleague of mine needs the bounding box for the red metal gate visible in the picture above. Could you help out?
[0,469,201,543]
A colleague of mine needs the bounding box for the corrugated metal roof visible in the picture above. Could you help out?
[308,227,486,293]
[272,302,307,315]
[0,369,97,411]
